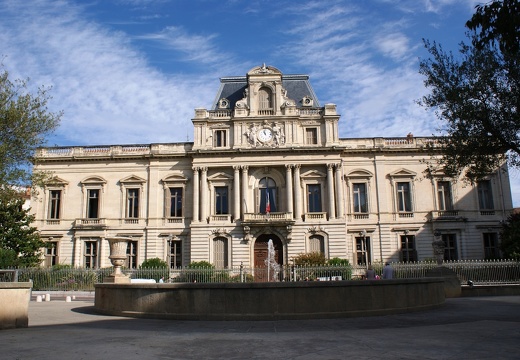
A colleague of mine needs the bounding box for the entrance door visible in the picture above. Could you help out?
[254,235,283,282]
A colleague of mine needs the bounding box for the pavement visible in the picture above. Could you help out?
[1,295,519,360]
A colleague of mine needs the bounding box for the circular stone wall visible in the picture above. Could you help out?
[95,278,445,320]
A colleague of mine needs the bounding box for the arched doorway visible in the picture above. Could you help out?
[254,234,283,282]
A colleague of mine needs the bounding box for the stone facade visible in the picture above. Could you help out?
[31,65,513,269]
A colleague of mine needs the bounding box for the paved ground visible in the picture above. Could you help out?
[1,295,519,360]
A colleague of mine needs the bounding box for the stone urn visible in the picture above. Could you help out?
[104,237,132,283]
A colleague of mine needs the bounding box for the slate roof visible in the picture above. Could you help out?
[211,74,321,110]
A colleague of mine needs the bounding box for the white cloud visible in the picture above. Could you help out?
[0,0,215,145]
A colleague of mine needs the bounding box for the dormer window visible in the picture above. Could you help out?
[258,87,273,115]
[302,96,313,107]
[218,98,229,109]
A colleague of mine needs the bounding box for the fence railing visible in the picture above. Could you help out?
[1,260,518,291]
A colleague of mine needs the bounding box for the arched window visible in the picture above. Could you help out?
[258,87,273,114]
[259,177,277,213]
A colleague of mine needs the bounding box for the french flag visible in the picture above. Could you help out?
[266,191,271,214]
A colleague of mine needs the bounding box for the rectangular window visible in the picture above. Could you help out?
[87,189,99,218]
[84,240,98,269]
[48,190,61,219]
[307,184,322,212]
[44,242,58,267]
[169,240,182,269]
[442,234,458,261]
[169,187,183,217]
[214,130,227,147]
[126,188,139,218]
[400,235,417,262]
[213,237,228,269]
[437,181,453,211]
[478,180,494,210]
[483,233,500,259]
[396,182,412,212]
[215,186,229,215]
[353,183,368,213]
[305,128,318,144]
[355,236,371,266]
[309,235,325,254]
[126,241,138,269]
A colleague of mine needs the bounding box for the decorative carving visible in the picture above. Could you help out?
[281,87,296,107]
[235,88,249,109]
[243,226,251,243]
[308,226,324,234]
[272,122,285,146]
[212,228,228,236]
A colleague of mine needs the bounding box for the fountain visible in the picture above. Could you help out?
[265,239,281,282]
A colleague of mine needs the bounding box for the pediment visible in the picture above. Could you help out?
[300,169,326,178]
[207,172,233,181]
[347,169,373,178]
[162,174,188,184]
[247,64,282,76]
[389,168,417,178]
[81,176,106,184]
[120,175,146,184]
[46,176,69,186]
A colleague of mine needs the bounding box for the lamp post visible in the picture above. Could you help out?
[167,234,172,269]
[360,229,368,269]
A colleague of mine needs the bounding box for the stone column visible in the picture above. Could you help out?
[233,166,240,221]
[192,167,199,222]
[327,163,336,219]
[200,167,208,223]
[285,164,293,217]
[73,236,81,267]
[335,163,344,218]
[294,164,302,220]
[241,166,249,216]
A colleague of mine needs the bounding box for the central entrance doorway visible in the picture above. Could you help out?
[254,234,283,282]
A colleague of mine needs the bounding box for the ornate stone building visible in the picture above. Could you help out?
[31,65,513,270]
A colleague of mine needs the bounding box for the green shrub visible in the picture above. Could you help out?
[292,252,327,266]
[134,257,169,282]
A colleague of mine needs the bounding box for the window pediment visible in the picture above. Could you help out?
[46,176,69,187]
[347,169,373,178]
[301,169,326,179]
[389,168,417,178]
[81,176,106,185]
[162,174,188,184]
[208,172,233,181]
[120,175,146,184]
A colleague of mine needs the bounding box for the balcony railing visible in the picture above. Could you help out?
[74,218,107,228]
[243,212,293,222]
[303,212,327,221]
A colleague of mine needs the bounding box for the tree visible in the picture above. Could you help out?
[0,67,61,187]
[418,0,520,182]
[0,188,44,267]
[500,212,520,260]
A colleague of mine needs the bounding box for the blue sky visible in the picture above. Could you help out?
[1,0,517,206]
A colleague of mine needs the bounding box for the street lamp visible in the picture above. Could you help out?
[167,234,172,269]
[360,229,368,269]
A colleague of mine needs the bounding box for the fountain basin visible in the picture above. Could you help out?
[95,278,445,320]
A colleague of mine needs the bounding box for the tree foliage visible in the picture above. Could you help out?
[0,67,61,187]
[0,188,44,267]
[419,0,520,181]
[500,212,520,260]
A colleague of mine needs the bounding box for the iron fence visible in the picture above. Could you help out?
[1,260,518,291]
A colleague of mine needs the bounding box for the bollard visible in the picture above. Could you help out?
[72,295,76,300]
[45,293,51,302]
[66,296,71,302]
[36,295,42,302]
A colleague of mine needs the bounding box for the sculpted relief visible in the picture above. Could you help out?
[245,122,285,147]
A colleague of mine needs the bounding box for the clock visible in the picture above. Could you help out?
[258,128,273,142]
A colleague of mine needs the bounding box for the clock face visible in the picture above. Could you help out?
[258,128,273,142]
